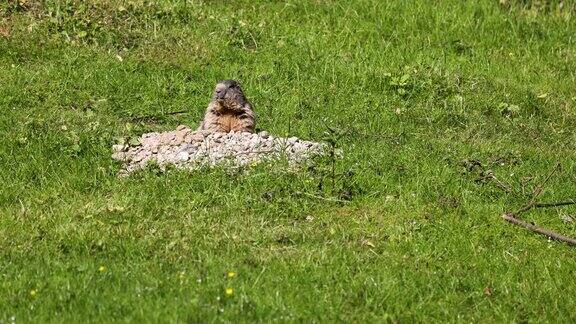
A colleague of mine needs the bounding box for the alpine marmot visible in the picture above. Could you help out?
[198,80,255,133]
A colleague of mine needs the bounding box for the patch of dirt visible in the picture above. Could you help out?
[112,125,330,176]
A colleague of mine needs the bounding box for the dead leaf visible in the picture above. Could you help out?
[0,27,10,38]
[561,215,574,223]
[483,286,493,297]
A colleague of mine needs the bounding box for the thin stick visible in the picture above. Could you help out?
[534,200,576,208]
[514,163,561,215]
[129,110,190,122]
[502,213,576,246]
[486,171,512,193]
[502,162,576,246]
[296,191,349,204]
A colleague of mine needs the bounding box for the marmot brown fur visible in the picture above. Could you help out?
[198,80,255,133]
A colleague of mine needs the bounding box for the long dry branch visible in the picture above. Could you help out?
[534,200,576,208]
[502,162,576,246]
[502,213,576,246]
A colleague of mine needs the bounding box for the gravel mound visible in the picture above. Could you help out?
[112,125,329,176]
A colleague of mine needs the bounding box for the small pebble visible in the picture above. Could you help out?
[178,151,190,162]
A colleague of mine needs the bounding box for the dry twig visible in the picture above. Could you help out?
[129,110,191,122]
[534,200,576,208]
[296,191,350,204]
[503,163,576,246]
[485,171,512,193]
[502,213,576,245]
[514,163,560,215]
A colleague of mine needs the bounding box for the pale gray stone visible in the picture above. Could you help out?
[178,151,190,162]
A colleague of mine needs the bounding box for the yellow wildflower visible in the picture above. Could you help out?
[225,288,234,297]
[227,271,236,278]
[98,265,106,272]
[29,289,37,297]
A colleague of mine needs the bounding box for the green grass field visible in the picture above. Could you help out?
[1,0,576,322]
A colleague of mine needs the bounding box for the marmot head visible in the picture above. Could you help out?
[212,80,248,107]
